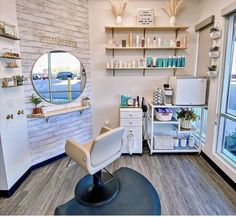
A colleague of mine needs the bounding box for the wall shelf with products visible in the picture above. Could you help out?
[105,25,189,76]
[27,105,90,123]
[147,102,206,155]
[105,46,188,50]
[106,67,185,71]
[105,26,189,31]
[0,34,20,40]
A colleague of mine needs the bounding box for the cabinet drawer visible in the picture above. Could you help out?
[120,118,142,127]
[120,111,142,119]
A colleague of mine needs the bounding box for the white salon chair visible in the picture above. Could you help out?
[65,126,125,207]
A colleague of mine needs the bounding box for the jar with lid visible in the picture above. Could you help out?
[163,84,173,106]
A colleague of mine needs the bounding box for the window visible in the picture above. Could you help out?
[218,13,236,166]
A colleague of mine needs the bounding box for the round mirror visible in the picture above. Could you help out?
[31,51,86,104]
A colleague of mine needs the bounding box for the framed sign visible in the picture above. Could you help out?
[137,9,155,26]
[0,21,17,37]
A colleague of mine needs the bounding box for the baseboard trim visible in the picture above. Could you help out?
[201,152,236,191]
[0,153,67,198]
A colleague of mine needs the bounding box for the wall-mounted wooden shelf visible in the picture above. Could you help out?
[105,26,189,31]
[0,56,21,60]
[0,34,20,40]
[27,105,90,123]
[105,25,188,76]
[106,67,185,70]
[105,46,188,50]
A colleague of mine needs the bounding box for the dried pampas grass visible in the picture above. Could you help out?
[109,0,128,17]
[162,0,183,17]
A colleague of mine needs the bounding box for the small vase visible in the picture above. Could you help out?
[169,16,176,27]
[116,16,122,26]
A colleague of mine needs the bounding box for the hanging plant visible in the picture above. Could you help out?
[210,27,222,39]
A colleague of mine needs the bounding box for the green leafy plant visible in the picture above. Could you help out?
[210,46,219,52]
[177,108,198,121]
[16,75,24,86]
[208,65,217,71]
[210,27,219,33]
[31,94,42,108]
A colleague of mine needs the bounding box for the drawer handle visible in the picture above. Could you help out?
[129,114,133,117]
[129,130,133,133]
[129,121,133,125]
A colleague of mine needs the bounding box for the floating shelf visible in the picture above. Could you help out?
[0,56,21,60]
[177,126,199,133]
[147,139,199,153]
[0,34,20,40]
[105,46,188,50]
[27,105,90,123]
[149,103,207,109]
[105,26,189,31]
[1,85,18,88]
[107,67,185,70]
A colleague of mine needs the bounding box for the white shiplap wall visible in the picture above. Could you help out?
[16,0,93,165]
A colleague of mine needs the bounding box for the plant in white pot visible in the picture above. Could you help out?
[109,0,128,26]
[162,0,183,27]
[177,108,198,130]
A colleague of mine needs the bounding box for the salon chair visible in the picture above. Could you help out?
[65,126,125,207]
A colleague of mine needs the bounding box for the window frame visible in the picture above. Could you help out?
[217,12,236,166]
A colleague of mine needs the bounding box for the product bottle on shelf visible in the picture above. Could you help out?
[136,35,140,47]
[141,37,145,47]
[153,37,157,48]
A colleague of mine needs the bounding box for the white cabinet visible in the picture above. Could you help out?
[0,87,31,191]
[120,108,143,154]
[0,0,31,193]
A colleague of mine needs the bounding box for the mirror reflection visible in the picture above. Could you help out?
[31,51,86,104]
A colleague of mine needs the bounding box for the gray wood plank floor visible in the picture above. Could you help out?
[0,154,235,215]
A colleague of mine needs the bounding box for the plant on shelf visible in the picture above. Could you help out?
[225,129,236,154]
[210,46,220,52]
[177,108,198,130]
[210,26,222,39]
[31,94,42,115]
[210,27,219,33]
[208,65,217,71]
[16,75,24,86]
[109,0,128,26]
[162,0,184,27]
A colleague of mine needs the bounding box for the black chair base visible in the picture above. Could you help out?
[75,171,119,207]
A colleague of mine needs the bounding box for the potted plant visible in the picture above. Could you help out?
[225,129,236,153]
[209,46,220,58]
[31,94,42,114]
[16,75,24,86]
[162,0,184,27]
[82,96,90,107]
[177,108,198,130]
[207,65,218,77]
[210,27,222,39]
[109,0,128,26]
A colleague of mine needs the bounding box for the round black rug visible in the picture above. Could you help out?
[55,167,161,215]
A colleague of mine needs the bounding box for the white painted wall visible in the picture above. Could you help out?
[198,0,236,182]
[89,0,200,135]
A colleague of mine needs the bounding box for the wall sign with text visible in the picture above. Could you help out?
[137,9,155,26]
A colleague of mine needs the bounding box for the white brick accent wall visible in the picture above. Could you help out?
[16,0,93,165]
